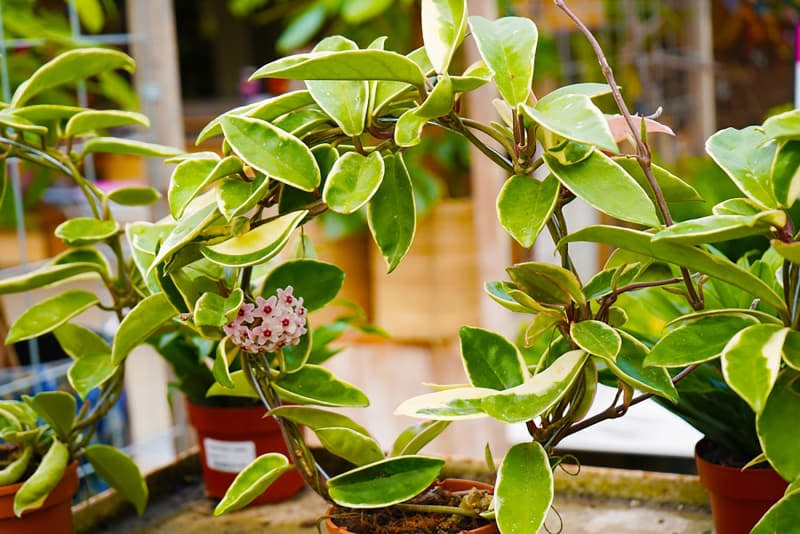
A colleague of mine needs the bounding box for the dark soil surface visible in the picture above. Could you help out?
[328,485,493,534]
[696,438,770,469]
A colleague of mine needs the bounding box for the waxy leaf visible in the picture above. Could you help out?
[261,259,344,312]
[394,108,428,147]
[497,174,559,247]
[270,406,371,436]
[450,61,491,93]
[713,197,764,216]
[418,74,455,117]
[148,201,219,275]
[602,332,678,403]
[201,210,307,267]
[85,445,148,515]
[570,320,621,360]
[762,108,800,140]
[12,104,83,122]
[645,315,758,368]
[214,453,292,515]
[751,490,800,534]
[757,369,800,482]
[215,174,270,221]
[6,290,99,344]
[11,48,134,107]
[527,94,617,152]
[784,331,800,371]
[537,83,612,107]
[422,0,468,73]
[317,427,385,466]
[68,353,115,399]
[772,139,800,207]
[459,326,528,390]
[0,112,48,134]
[367,153,416,272]
[395,386,494,420]
[328,456,444,508]
[614,158,702,203]
[323,151,385,213]
[274,364,369,407]
[507,262,585,306]
[306,37,369,137]
[0,260,102,295]
[561,225,788,317]
[706,126,778,208]
[251,50,426,86]
[23,391,75,442]
[469,16,537,106]
[372,48,433,114]
[13,440,68,517]
[484,280,536,313]
[53,323,109,360]
[212,337,238,389]
[221,115,320,191]
[55,217,118,246]
[82,137,181,158]
[652,211,785,245]
[65,109,149,137]
[112,293,176,365]
[391,421,450,456]
[207,370,257,399]
[544,151,659,226]
[481,350,587,423]
[168,156,220,219]
[108,186,161,206]
[721,324,788,414]
[495,442,553,534]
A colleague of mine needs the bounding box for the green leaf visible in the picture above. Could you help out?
[317,427,385,466]
[537,83,612,107]
[82,137,181,158]
[391,421,450,456]
[422,0,468,73]
[528,94,617,152]
[560,225,789,317]
[0,259,102,295]
[221,115,319,192]
[601,332,678,403]
[65,110,149,137]
[212,337,238,389]
[394,108,428,147]
[459,326,528,390]
[207,370,258,399]
[468,16,536,106]
[751,490,800,534]
[194,290,242,328]
[772,240,800,265]
[273,365,369,407]
[251,50,426,86]
[645,315,758,368]
[213,453,292,515]
[307,36,369,137]
[201,210,306,267]
[215,174,270,221]
[772,139,800,207]
[13,440,68,517]
[570,320,621,360]
[613,158,702,203]
[705,126,778,208]
[168,156,220,219]
[276,2,326,53]
[342,0,393,23]
[784,331,800,371]
[6,290,99,344]
[481,350,588,423]
[497,174,558,247]
[495,442,553,534]
[395,386,494,421]
[544,151,659,226]
[721,324,788,414]
[507,262,585,306]
[55,217,119,246]
[756,369,800,481]
[327,456,444,508]
[367,153,416,272]
[0,111,48,135]
[148,201,219,273]
[652,211,786,245]
[261,259,344,312]
[484,280,537,313]
[762,108,800,140]
[12,104,84,123]
[0,445,32,486]
[323,151,385,214]
[11,48,134,107]
[68,353,115,399]
[108,186,161,206]
[52,323,108,360]
[372,48,433,115]
[112,293,176,365]
[270,406,371,435]
[450,60,491,93]
[85,444,148,515]
[24,391,75,442]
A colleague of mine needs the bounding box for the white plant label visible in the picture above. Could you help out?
[203,438,256,473]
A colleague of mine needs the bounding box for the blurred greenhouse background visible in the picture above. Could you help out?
[0,0,798,488]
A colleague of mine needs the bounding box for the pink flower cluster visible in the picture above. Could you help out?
[224,286,307,353]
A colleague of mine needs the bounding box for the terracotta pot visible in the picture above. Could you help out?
[186,401,304,504]
[325,478,498,534]
[0,461,79,534]
[695,438,788,534]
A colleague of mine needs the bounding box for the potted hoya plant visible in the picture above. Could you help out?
[0,49,164,531]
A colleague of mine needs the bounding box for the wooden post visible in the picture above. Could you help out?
[125,1,189,451]
[686,0,715,154]
[465,0,515,338]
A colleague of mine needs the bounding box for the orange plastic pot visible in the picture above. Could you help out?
[0,461,79,534]
[325,479,499,534]
[695,438,788,534]
[186,400,304,504]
